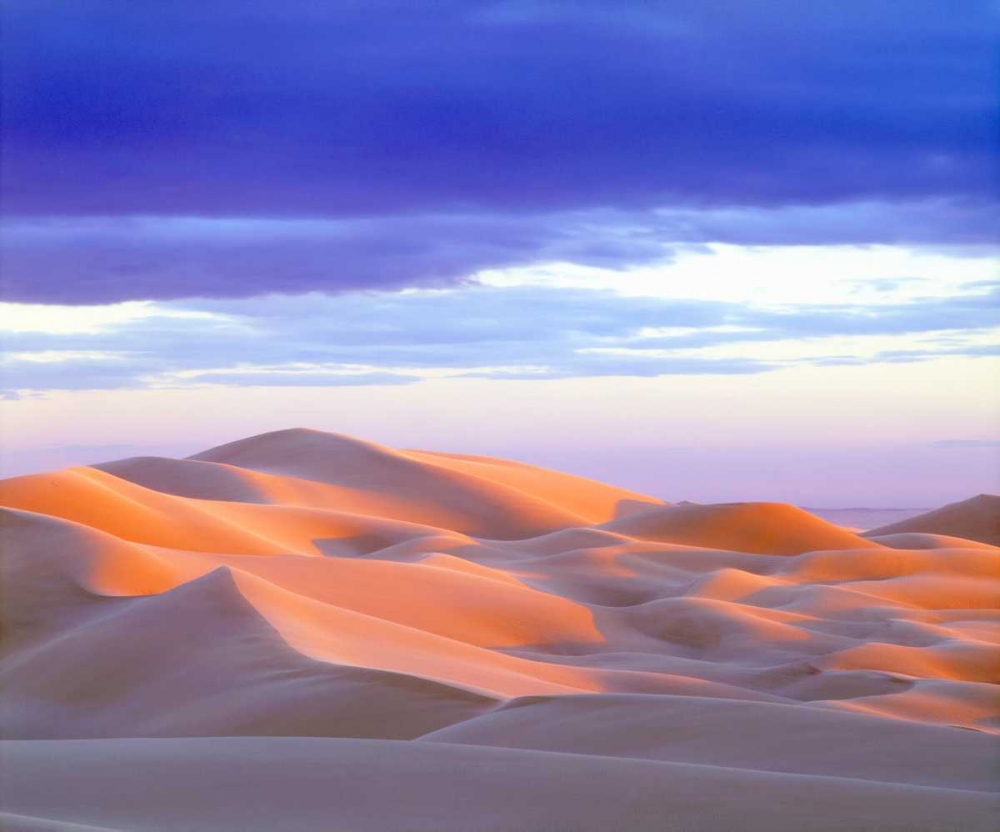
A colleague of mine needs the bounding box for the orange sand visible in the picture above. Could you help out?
[1,429,997,831]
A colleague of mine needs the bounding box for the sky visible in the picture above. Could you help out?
[1,1,998,505]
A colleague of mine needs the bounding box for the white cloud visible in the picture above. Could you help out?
[476,243,998,306]
[0,301,227,335]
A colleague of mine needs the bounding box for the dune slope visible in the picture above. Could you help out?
[1,429,997,831]
[866,494,1000,546]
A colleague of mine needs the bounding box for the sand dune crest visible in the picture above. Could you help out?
[1,429,996,830]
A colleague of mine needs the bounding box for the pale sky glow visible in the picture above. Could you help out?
[2,356,997,506]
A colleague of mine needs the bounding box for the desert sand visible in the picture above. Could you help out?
[1,428,997,830]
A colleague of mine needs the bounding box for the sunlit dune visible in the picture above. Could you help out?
[1,428,997,831]
[601,501,882,554]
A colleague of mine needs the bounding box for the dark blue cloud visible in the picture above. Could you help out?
[2,1,996,302]
[0,212,676,304]
[4,0,996,216]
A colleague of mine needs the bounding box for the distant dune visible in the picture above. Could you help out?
[1,428,997,831]
[865,494,1000,546]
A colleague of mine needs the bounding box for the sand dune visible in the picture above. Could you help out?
[5,738,996,832]
[1,428,997,830]
[866,493,1000,546]
[601,500,880,554]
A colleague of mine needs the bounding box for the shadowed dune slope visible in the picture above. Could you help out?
[1,429,997,831]
[2,739,997,832]
[418,692,998,791]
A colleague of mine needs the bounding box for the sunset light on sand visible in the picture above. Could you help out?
[1,2,998,830]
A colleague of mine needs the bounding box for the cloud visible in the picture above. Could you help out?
[0,213,675,304]
[2,282,997,394]
[2,2,997,303]
[2,202,995,304]
[845,278,929,295]
[5,1,996,217]
[172,368,420,388]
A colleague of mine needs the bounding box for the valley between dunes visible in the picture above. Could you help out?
[1,428,998,831]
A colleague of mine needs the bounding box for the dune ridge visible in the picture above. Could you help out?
[866,494,1000,547]
[1,428,997,831]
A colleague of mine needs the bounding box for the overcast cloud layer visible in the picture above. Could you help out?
[2,1,997,303]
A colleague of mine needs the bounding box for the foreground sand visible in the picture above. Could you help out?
[1,428,997,830]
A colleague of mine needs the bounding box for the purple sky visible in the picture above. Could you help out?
[1,1,997,504]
